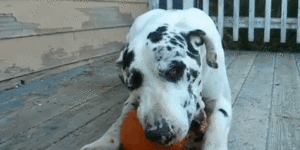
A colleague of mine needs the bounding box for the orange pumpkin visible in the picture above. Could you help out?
[120,110,186,150]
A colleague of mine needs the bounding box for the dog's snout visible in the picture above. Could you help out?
[145,119,175,145]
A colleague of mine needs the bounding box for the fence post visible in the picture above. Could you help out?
[249,0,255,41]
[148,0,159,10]
[298,0,300,43]
[281,0,288,43]
[203,0,210,15]
[183,0,194,9]
[218,0,224,38]
[264,0,272,42]
[233,0,240,41]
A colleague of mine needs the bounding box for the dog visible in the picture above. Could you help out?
[81,8,232,150]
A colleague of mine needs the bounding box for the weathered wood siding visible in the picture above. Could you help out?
[0,0,148,81]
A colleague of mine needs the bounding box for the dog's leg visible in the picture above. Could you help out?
[201,98,232,150]
[81,94,138,150]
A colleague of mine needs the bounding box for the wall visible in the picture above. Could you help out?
[0,0,148,81]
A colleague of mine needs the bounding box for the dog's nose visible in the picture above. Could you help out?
[145,119,175,145]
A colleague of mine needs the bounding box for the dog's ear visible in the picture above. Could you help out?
[115,43,129,68]
[187,29,218,69]
[115,43,129,84]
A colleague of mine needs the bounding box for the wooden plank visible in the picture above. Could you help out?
[46,97,125,150]
[218,0,224,38]
[226,51,258,104]
[212,16,300,29]
[228,52,276,149]
[248,0,255,41]
[297,0,300,43]
[264,0,272,42]
[267,53,300,149]
[0,77,129,150]
[224,50,241,68]
[167,0,173,10]
[183,0,194,9]
[203,0,209,15]
[233,0,240,41]
[0,53,122,144]
[281,0,288,43]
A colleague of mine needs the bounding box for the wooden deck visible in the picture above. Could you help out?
[0,50,300,150]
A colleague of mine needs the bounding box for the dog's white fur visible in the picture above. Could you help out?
[81,8,231,150]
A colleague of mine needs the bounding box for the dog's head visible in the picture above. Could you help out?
[116,20,218,146]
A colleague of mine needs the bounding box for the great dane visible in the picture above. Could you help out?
[81,8,232,150]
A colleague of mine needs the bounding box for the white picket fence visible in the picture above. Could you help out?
[149,0,300,43]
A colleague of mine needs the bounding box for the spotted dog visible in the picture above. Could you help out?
[81,8,232,150]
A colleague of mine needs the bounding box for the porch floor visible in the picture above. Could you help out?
[0,50,300,150]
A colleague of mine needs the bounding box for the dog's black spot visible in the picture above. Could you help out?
[187,111,192,123]
[190,68,199,79]
[159,60,186,83]
[167,46,172,51]
[170,38,178,46]
[174,35,185,45]
[157,56,163,61]
[187,73,191,81]
[178,44,184,48]
[147,26,168,43]
[124,102,128,106]
[148,32,163,43]
[207,54,218,69]
[174,51,182,57]
[198,80,201,86]
[122,49,135,69]
[156,26,168,33]
[188,84,192,96]
[196,103,200,110]
[193,94,197,100]
[187,52,201,66]
[219,109,228,117]
[183,101,188,108]
[127,68,143,91]
[153,47,157,51]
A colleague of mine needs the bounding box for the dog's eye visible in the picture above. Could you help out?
[170,69,177,75]
[159,60,186,83]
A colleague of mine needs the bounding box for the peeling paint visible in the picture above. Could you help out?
[0,26,129,81]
